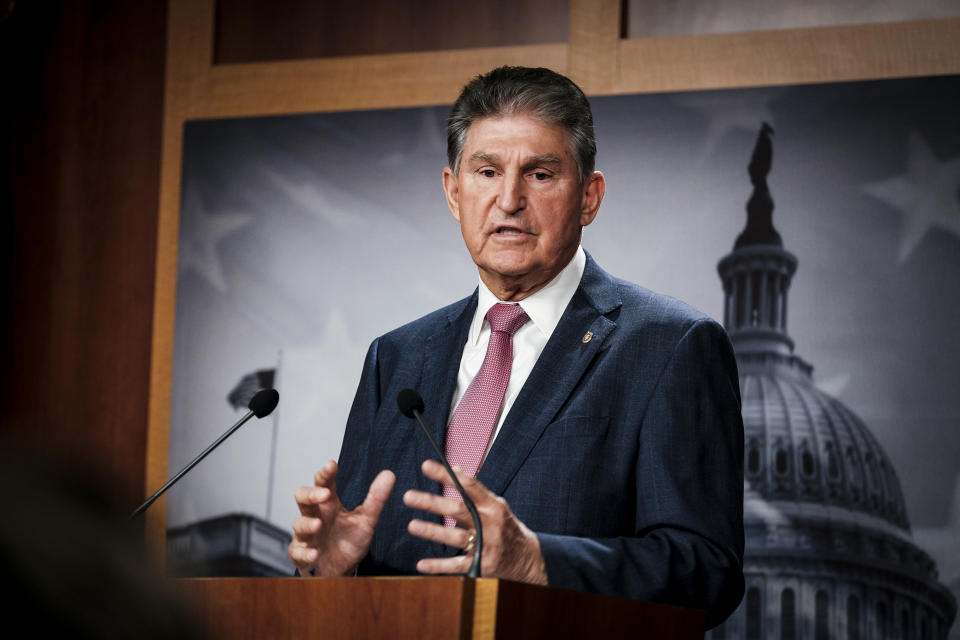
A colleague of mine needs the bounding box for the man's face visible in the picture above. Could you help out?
[442,113,605,301]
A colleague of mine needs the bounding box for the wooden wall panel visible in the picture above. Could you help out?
[214,0,570,63]
[568,0,622,94]
[1,1,167,498]
[617,18,960,94]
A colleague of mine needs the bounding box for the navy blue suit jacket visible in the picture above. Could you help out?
[337,254,745,625]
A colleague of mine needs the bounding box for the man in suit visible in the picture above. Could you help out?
[289,66,745,626]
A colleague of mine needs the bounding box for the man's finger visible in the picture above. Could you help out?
[314,460,339,493]
[295,486,330,504]
[288,542,319,567]
[294,485,331,516]
[415,554,473,576]
[291,516,321,538]
[420,459,484,500]
[294,486,320,517]
[403,489,470,524]
[407,518,474,549]
[359,469,396,523]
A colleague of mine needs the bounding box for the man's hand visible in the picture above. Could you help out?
[289,460,395,577]
[403,459,547,585]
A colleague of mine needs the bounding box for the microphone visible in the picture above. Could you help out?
[130,388,280,519]
[397,389,483,578]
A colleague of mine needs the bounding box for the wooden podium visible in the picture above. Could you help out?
[179,577,705,639]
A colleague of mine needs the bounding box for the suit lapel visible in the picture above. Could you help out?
[477,254,621,497]
[418,292,477,456]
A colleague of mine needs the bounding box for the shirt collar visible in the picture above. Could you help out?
[469,246,586,346]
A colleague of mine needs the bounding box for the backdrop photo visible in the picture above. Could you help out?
[167,74,959,635]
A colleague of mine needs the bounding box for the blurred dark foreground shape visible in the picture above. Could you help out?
[0,439,203,639]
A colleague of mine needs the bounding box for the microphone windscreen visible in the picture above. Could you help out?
[397,389,425,418]
[248,388,280,418]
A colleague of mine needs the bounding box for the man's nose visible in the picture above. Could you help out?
[496,174,525,214]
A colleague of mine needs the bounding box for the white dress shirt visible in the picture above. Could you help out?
[447,246,587,459]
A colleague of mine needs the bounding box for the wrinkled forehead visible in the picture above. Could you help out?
[461,112,576,162]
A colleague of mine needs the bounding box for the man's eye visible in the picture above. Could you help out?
[533,172,550,181]
[480,169,496,178]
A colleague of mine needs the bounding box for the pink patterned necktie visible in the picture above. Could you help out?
[442,303,529,526]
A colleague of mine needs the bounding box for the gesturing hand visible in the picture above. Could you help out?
[289,460,395,577]
[403,459,547,585]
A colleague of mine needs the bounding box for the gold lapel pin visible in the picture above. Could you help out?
[582,331,593,344]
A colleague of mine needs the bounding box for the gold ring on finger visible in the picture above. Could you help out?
[463,530,476,552]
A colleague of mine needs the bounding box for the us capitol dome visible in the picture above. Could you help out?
[708,124,956,639]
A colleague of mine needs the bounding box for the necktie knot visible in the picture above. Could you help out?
[486,303,529,336]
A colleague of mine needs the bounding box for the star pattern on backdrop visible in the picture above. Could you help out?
[275,305,367,439]
[671,88,782,161]
[263,167,362,232]
[382,107,445,167]
[178,185,254,292]
[863,131,960,263]
[816,373,850,398]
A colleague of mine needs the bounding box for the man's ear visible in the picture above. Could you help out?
[442,167,461,222]
[579,171,605,227]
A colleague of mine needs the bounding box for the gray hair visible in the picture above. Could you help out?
[446,66,596,184]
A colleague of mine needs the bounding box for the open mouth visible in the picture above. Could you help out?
[495,226,527,235]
